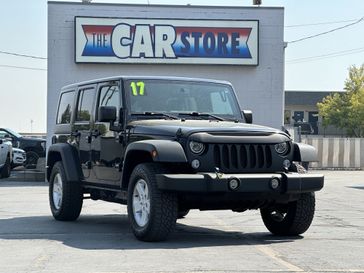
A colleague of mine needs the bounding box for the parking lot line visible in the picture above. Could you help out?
[206,211,307,273]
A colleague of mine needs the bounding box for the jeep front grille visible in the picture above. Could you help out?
[212,144,272,172]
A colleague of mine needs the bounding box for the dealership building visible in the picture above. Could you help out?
[47,1,284,142]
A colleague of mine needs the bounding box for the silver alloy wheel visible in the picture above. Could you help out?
[52,173,63,210]
[132,179,150,227]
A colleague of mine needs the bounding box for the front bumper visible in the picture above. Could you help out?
[13,156,26,165]
[156,172,324,194]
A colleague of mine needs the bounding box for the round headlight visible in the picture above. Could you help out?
[275,142,289,155]
[189,141,205,154]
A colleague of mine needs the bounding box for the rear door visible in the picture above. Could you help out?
[73,85,96,180]
[90,81,123,186]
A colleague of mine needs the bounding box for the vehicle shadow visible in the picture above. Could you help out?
[0,214,302,250]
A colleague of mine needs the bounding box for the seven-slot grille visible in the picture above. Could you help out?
[212,143,272,172]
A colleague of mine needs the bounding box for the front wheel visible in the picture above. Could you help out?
[127,163,178,242]
[260,192,315,236]
[49,161,83,221]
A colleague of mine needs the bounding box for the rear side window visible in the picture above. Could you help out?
[57,91,74,124]
[76,88,95,122]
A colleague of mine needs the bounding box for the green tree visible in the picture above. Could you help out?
[317,64,364,137]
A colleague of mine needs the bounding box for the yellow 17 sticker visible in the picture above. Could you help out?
[130,81,145,96]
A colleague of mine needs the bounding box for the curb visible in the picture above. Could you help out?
[7,170,46,182]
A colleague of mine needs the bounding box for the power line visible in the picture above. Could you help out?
[0,50,47,60]
[288,16,364,44]
[0,64,47,71]
[287,50,364,64]
[285,18,358,28]
[286,47,364,64]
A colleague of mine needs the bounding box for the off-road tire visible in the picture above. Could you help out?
[260,192,315,236]
[127,163,178,242]
[0,156,11,178]
[49,161,83,221]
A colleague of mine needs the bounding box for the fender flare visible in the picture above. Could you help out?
[46,143,83,182]
[293,142,318,162]
[124,140,187,163]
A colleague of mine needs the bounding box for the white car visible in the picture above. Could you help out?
[0,139,12,178]
[12,147,26,169]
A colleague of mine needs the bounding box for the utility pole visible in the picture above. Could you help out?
[30,119,34,133]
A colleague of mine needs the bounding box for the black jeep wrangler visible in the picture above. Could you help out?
[47,76,324,241]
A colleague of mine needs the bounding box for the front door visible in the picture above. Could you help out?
[73,85,96,180]
[90,82,123,186]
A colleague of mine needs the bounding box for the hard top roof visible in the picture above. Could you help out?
[61,76,232,91]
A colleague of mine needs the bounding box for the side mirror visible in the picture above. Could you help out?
[98,106,116,123]
[0,139,3,144]
[242,110,253,124]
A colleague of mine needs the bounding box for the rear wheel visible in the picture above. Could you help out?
[0,156,11,178]
[260,192,315,236]
[127,163,178,242]
[49,161,83,221]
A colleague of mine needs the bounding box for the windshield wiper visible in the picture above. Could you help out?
[132,112,179,120]
[178,112,226,121]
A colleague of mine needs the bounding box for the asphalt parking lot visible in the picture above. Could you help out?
[1,170,364,273]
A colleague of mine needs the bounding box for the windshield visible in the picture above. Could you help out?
[125,79,242,119]
[4,128,22,138]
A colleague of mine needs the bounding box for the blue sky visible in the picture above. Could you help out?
[0,0,363,132]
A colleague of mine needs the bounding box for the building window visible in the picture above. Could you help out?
[293,111,304,122]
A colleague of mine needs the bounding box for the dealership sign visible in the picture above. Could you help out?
[75,17,258,65]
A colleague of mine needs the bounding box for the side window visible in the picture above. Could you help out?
[76,88,95,122]
[97,85,120,121]
[56,91,74,124]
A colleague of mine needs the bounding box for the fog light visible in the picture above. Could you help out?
[270,177,280,189]
[191,159,200,169]
[229,178,240,191]
[283,159,291,169]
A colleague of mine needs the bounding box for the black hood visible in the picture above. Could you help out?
[129,119,288,139]
[20,137,45,143]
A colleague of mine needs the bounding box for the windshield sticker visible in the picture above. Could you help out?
[130,81,145,96]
